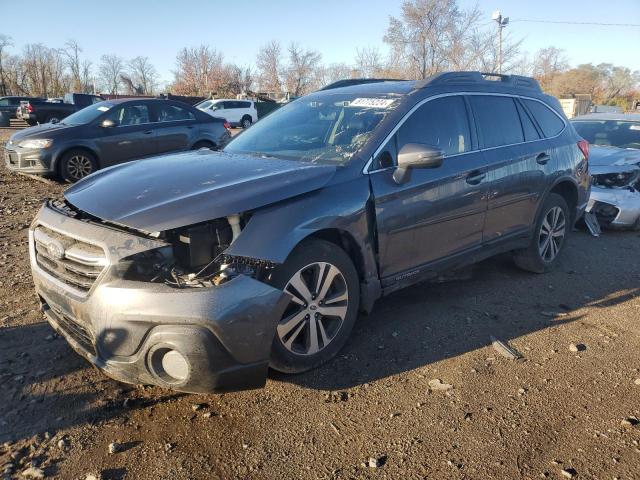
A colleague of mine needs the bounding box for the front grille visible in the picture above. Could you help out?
[48,304,96,356]
[33,225,107,292]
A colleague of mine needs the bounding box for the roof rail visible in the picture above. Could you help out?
[320,78,408,91]
[416,71,541,92]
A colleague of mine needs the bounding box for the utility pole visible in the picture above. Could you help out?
[492,10,509,74]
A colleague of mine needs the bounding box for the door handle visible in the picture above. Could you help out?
[466,170,486,185]
[143,130,153,135]
[536,152,551,165]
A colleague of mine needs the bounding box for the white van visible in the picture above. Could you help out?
[197,99,258,128]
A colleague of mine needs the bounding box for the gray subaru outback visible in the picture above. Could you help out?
[29,72,590,393]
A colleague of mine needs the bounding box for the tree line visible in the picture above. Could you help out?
[1,0,638,107]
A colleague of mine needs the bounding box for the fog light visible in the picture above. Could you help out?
[149,347,190,384]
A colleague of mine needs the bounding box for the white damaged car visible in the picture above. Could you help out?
[572,113,640,229]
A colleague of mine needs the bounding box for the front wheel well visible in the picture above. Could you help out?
[307,229,366,283]
[549,181,578,222]
[54,146,99,173]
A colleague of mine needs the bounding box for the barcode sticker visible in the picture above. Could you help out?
[349,98,395,108]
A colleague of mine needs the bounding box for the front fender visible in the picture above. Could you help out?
[225,175,379,282]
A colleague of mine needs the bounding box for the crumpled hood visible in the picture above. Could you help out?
[589,145,640,167]
[9,122,82,144]
[64,150,337,232]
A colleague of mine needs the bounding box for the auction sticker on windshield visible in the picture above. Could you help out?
[349,98,396,108]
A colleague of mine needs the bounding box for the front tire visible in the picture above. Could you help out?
[269,239,360,374]
[60,149,97,183]
[514,193,570,273]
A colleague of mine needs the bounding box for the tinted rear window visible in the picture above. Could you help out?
[523,99,565,137]
[572,120,640,149]
[470,96,523,148]
[516,101,540,141]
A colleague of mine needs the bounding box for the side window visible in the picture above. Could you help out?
[397,96,471,156]
[516,100,540,141]
[0,99,8,106]
[239,101,251,109]
[212,102,224,110]
[157,104,195,122]
[523,99,565,138]
[104,104,150,126]
[470,96,524,148]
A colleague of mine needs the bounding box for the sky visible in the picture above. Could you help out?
[2,0,639,87]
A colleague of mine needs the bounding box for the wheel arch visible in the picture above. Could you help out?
[548,178,579,223]
[52,145,100,173]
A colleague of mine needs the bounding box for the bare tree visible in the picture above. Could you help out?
[256,40,283,93]
[21,44,69,97]
[354,47,384,77]
[128,56,158,95]
[99,54,124,94]
[284,43,322,96]
[0,34,13,95]
[532,46,569,91]
[219,64,253,96]
[172,45,225,96]
[63,39,84,92]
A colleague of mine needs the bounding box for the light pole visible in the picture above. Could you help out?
[492,10,509,74]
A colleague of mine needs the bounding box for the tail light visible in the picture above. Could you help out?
[577,139,589,161]
[223,121,231,130]
[27,104,33,113]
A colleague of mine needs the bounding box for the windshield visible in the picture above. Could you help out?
[62,102,114,125]
[572,120,640,149]
[223,94,399,164]
[197,100,213,110]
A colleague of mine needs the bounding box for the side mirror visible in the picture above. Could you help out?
[393,143,444,184]
[100,119,116,128]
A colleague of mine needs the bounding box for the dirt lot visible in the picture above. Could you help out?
[0,126,639,480]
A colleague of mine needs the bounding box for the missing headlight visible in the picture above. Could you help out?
[592,171,640,189]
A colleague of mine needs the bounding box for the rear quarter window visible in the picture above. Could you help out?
[470,96,524,148]
[523,99,565,138]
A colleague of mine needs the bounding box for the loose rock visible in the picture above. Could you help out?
[367,456,386,468]
[561,467,577,478]
[21,467,45,478]
[108,442,123,454]
[428,379,453,391]
[569,343,586,352]
[191,403,205,412]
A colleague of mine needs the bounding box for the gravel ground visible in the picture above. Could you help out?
[1,127,639,479]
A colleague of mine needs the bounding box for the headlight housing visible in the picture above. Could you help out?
[591,171,640,188]
[18,138,53,149]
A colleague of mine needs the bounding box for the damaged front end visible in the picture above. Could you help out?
[586,164,640,230]
[30,200,289,393]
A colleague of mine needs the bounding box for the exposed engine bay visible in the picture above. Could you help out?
[49,199,275,288]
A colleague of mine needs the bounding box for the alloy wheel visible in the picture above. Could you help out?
[538,206,566,262]
[277,262,349,356]
[66,155,93,180]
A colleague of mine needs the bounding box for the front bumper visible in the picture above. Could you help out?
[30,203,289,393]
[4,144,54,174]
[586,186,640,228]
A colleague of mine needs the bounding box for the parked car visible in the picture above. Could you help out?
[28,72,589,393]
[17,93,105,126]
[197,99,257,128]
[6,98,231,182]
[0,96,45,119]
[572,113,640,229]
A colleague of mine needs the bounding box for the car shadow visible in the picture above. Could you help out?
[274,230,640,391]
[0,322,185,444]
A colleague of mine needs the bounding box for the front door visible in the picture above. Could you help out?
[95,102,156,167]
[369,95,489,281]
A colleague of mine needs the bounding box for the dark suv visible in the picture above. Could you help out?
[28,72,589,393]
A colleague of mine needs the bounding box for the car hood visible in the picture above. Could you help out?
[9,122,81,144]
[64,150,337,232]
[589,145,640,167]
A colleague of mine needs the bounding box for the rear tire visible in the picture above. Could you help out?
[269,239,360,374]
[241,115,252,129]
[59,149,97,183]
[514,193,570,273]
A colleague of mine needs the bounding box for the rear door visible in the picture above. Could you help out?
[152,102,197,154]
[369,95,488,281]
[94,102,157,166]
[469,95,548,242]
